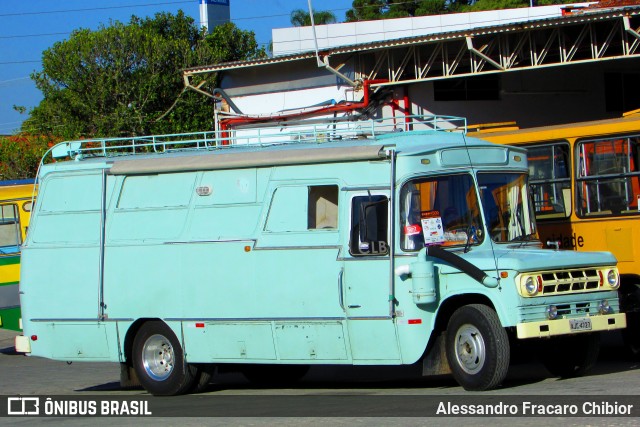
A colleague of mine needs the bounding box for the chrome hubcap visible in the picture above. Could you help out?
[142,334,174,381]
[454,324,486,375]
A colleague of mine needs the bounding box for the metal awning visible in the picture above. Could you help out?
[183,4,640,86]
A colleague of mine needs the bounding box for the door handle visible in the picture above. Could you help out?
[338,268,345,311]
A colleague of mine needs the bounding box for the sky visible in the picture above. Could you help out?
[0,0,354,135]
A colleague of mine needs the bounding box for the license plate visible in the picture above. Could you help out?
[569,317,592,331]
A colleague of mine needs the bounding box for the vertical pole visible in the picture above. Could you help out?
[389,149,397,318]
[308,0,323,67]
[98,169,107,320]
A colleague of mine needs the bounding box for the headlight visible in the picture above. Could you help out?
[524,277,538,296]
[607,270,619,289]
[546,305,558,320]
[598,300,612,315]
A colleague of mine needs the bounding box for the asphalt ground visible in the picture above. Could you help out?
[1,328,639,426]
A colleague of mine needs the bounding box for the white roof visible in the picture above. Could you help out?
[272,3,594,57]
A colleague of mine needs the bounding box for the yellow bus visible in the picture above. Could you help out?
[0,179,35,331]
[478,111,640,353]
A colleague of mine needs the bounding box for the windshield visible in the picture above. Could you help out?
[400,174,484,251]
[477,172,538,243]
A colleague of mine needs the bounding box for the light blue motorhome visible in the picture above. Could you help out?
[16,115,625,395]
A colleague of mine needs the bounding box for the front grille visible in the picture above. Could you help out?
[539,269,600,296]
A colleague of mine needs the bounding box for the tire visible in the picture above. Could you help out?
[622,312,640,358]
[540,332,600,378]
[241,364,309,386]
[445,304,510,391]
[620,285,640,358]
[132,321,197,396]
[190,366,214,393]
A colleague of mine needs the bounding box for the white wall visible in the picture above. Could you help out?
[272,3,593,57]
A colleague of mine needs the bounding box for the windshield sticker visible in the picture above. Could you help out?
[404,224,422,236]
[421,210,444,246]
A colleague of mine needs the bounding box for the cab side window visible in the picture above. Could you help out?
[349,195,389,256]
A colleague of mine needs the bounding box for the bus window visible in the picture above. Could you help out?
[0,204,21,254]
[576,135,640,217]
[527,143,571,219]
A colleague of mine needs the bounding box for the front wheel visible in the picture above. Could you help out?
[445,304,510,391]
[132,321,197,396]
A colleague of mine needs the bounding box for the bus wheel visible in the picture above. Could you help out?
[241,364,309,386]
[540,332,600,378]
[620,285,640,357]
[445,304,510,391]
[622,312,640,357]
[132,321,196,396]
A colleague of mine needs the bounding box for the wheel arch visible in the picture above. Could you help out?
[122,317,163,366]
[433,293,503,337]
[620,274,640,312]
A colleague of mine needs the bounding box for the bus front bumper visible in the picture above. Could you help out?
[516,313,626,339]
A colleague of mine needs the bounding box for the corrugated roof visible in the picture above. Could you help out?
[183,4,640,76]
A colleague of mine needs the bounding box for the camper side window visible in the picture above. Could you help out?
[308,185,338,229]
[265,185,339,232]
[349,195,389,256]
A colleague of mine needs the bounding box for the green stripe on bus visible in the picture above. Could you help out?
[0,255,20,267]
[0,281,19,287]
[0,307,22,331]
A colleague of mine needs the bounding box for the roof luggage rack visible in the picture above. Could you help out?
[47,114,467,162]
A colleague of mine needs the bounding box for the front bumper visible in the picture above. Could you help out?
[516,313,626,339]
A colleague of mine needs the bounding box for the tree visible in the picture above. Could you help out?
[290,9,337,26]
[21,11,265,139]
[0,134,61,180]
[345,0,576,21]
[346,0,448,21]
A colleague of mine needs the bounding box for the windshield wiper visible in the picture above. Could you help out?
[463,224,478,253]
[511,232,537,243]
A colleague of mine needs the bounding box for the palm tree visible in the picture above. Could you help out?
[290,9,337,27]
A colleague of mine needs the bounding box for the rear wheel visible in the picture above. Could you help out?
[191,366,214,393]
[132,321,196,396]
[540,332,600,378]
[445,304,510,391]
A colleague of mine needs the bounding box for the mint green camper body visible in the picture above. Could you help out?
[17,116,625,394]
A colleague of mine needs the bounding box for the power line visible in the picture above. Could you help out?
[0,76,30,84]
[0,1,193,18]
[0,60,41,65]
[0,32,71,40]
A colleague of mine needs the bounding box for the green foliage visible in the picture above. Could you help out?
[290,9,337,26]
[346,0,448,21]
[22,11,265,139]
[463,0,528,11]
[345,0,577,20]
[0,134,60,180]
